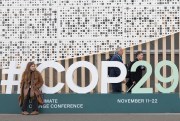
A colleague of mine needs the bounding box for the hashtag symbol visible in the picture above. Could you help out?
[1,61,27,94]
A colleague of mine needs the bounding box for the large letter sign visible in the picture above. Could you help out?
[1,61,28,94]
[101,61,127,93]
[1,60,180,94]
[66,61,98,93]
[37,61,65,94]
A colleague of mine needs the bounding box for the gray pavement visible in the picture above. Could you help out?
[0,114,180,121]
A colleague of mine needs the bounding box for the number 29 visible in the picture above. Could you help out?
[131,60,179,93]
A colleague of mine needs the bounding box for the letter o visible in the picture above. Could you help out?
[66,61,98,93]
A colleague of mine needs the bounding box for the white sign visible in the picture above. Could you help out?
[1,61,126,94]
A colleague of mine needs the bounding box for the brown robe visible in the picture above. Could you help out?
[20,70,43,99]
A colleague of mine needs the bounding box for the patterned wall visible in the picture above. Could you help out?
[0,0,180,68]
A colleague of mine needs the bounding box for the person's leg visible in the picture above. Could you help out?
[31,96,39,115]
[22,89,30,115]
[32,96,38,111]
[119,82,122,92]
[112,83,122,93]
[112,83,117,92]
[126,79,133,93]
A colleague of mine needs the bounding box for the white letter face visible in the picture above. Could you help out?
[37,61,65,94]
[101,61,127,93]
[66,61,98,94]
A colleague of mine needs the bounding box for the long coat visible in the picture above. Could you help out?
[129,58,145,83]
[126,58,145,89]
[20,70,43,99]
[109,54,123,92]
[109,54,123,77]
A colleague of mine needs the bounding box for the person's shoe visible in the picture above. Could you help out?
[22,111,29,115]
[30,111,39,115]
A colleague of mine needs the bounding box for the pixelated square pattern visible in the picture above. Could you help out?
[0,0,180,68]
